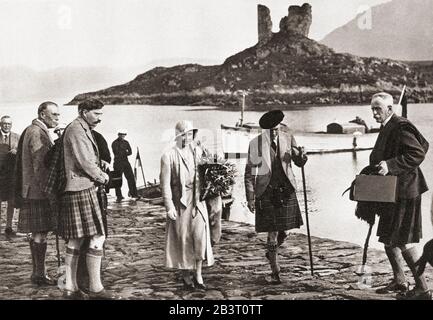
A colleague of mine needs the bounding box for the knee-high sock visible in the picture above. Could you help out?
[6,203,14,229]
[267,242,280,275]
[29,239,36,278]
[402,247,429,292]
[86,248,104,293]
[65,247,80,292]
[33,242,48,277]
[385,246,406,284]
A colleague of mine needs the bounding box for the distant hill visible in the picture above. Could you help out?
[0,66,141,104]
[69,3,433,107]
[321,0,433,61]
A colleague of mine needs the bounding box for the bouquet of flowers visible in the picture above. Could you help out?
[198,153,237,201]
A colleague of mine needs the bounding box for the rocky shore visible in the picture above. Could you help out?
[0,198,432,300]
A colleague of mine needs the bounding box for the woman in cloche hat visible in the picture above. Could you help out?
[160,120,214,290]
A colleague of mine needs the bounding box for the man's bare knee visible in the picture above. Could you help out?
[89,234,105,250]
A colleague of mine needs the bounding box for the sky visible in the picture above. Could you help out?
[0,0,390,71]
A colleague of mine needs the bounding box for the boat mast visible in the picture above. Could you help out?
[398,85,407,119]
[240,91,245,126]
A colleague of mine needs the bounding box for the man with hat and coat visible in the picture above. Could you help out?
[111,129,139,202]
[245,110,307,284]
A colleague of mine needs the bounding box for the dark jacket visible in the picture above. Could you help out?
[92,130,111,164]
[369,114,428,200]
[112,138,132,162]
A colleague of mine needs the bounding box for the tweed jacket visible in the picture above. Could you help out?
[370,114,428,200]
[63,117,107,192]
[19,119,53,199]
[245,130,306,201]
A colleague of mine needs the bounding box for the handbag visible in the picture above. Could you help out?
[352,175,397,203]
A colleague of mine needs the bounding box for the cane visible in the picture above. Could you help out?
[301,164,314,276]
[55,233,61,268]
[360,224,373,273]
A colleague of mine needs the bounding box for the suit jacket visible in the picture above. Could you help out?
[245,130,306,201]
[0,132,20,175]
[370,114,428,200]
[0,132,20,150]
[19,120,53,199]
[63,117,107,192]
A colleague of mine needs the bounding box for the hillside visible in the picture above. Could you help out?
[321,0,433,61]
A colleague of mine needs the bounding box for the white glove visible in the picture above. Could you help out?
[167,208,178,221]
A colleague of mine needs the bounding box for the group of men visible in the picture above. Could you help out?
[2,91,432,300]
[0,99,139,300]
[245,92,432,300]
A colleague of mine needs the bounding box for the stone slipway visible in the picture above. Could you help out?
[0,200,431,300]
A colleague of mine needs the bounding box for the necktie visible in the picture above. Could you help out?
[271,140,277,152]
[3,135,7,144]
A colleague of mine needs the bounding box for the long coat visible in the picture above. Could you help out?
[63,117,107,192]
[160,142,214,269]
[0,131,20,200]
[369,114,428,245]
[370,114,428,199]
[19,120,53,200]
[245,130,306,201]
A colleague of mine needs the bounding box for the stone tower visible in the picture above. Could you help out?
[257,4,273,45]
[279,3,312,37]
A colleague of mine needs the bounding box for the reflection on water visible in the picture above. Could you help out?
[2,102,432,249]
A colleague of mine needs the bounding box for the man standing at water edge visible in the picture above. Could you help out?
[112,129,140,202]
[369,92,431,300]
[0,115,20,236]
[59,99,118,299]
[245,110,307,284]
[16,102,59,286]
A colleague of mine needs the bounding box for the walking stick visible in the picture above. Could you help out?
[55,233,61,268]
[301,165,314,276]
[361,224,373,272]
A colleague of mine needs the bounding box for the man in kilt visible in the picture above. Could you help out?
[369,92,431,300]
[59,99,117,300]
[16,102,60,286]
[245,110,307,284]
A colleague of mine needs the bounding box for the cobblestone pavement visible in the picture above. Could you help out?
[0,199,432,300]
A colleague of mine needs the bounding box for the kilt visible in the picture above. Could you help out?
[59,187,104,240]
[255,186,303,233]
[17,199,56,233]
[0,174,13,201]
[377,196,422,246]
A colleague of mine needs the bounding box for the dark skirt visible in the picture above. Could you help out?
[255,188,303,233]
[59,187,104,240]
[17,199,56,233]
[377,196,422,246]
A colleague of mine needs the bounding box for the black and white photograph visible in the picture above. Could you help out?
[1,0,433,307]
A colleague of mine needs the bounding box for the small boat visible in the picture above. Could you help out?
[221,93,379,158]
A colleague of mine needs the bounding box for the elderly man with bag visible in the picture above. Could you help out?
[369,92,431,300]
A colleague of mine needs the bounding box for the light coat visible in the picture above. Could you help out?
[245,130,305,201]
[160,142,214,269]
